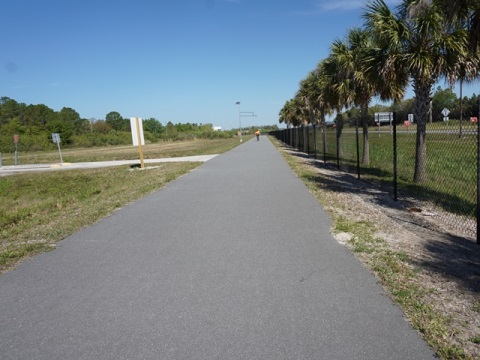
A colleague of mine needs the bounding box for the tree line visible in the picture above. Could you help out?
[279,0,480,183]
[340,86,479,126]
[0,96,235,152]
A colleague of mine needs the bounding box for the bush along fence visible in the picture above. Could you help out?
[271,111,479,244]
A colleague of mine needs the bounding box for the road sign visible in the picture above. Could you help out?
[130,117,145,146]
[13,134,19,144]
[130,117,145,169]
[441,108,450,117]
[51,133,63,163]
[374,112,393,124]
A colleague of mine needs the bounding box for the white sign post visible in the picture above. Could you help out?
[51,133,63,164]
[130,117,145,169]
[441,108,450,122]
[374,112,394,136]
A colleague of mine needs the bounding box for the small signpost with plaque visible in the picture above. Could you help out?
[130,117,145,169]
[374,112,394,136]
[13,134,19,165]
[51,133,63,164]
[442,108,450,122]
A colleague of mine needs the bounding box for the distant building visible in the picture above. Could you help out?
[213,126,222,131]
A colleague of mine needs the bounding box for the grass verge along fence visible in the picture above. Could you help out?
[271,116,479,244]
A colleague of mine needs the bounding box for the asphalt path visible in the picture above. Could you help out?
[0,155,218,176]
[0,137,435,359]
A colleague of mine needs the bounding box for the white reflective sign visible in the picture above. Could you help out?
[130,117,145,146]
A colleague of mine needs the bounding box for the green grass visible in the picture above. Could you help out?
[306,123,478,220]
[0,137,246,272]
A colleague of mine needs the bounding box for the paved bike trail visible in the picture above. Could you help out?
[0,137,435,359]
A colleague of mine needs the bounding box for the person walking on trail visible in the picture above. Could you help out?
[255,129,260,141]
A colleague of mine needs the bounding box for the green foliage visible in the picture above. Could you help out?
[368,104,391,116]
[58,107,83,134]
[346,89,477,125]
[105,111,127,132]
[46,119,74,144]
[0,97,236,152]
[432,86,458,118]
[1,117,27,135]
[391,98,415,123]
[24,103,55,128]
[70,132,132,147]
[143,117,164,134]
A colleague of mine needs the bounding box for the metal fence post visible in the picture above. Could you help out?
[305,125,308,154]
[477,96,480,245]
[322,123,327,164]
[355,118,360,180]
[336,125,340,170]
[393,112,398,202]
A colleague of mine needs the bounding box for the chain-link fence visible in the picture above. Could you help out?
[271,110,479,243]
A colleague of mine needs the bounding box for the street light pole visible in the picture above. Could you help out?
[236,102,257,143]
[236,101,242,142]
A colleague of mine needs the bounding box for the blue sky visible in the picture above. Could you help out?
[1,0,477,130]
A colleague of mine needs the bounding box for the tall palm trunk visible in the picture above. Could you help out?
[361,103,370,165]
[413,82,431,183]
[336,115,344,159]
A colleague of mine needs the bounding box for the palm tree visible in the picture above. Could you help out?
[439,0,480,136]
[318,56,347,159]
[327,27,379,165]
[450,54,479,136]
[312,64,337,159]
[279,99,301,128]
[297,67,338,156]
[279,98,303,148]
[364,0,469,183]
[296,72,319,153]
[436,0,480,53]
